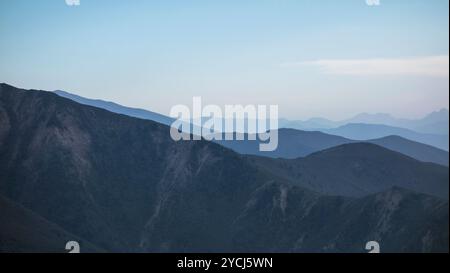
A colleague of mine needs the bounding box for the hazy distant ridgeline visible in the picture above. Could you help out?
[55,90,449,166]
[0,83,448,252]
[215,130,449,167]
[279,109,449,135]
[54,90,175,126]
[55,91,449,137]
[324,123,448,151]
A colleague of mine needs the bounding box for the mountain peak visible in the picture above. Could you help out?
[424,108,449,119]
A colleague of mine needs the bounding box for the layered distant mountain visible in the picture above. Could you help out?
[347,110,449,135]
[279,117,339,130]
[368,136,449,167]
[215,129,352,159]
[247,143,449,199]
[325,123,448,151]
[233,185,448,253]
[54,90,174,126]
[1,83,448,252]
[54,91,449,165]
[215,130,449,166]
[55,90,449,136]
[280,109,449,135]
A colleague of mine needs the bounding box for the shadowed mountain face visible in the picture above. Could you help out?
[248,143,449,199]
[369,136,449,167]
[232,184,448,253]
[1,84,261,252]
[0,83,448,253]
[0,194,102,253]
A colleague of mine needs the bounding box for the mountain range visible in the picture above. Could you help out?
[54,90,175,126]
[55,90,449,136]
[247,143,448,199]
[54,90,449,165]
[0,83,448,252]
[324,123,448,151]
[216,130,449,167]
[280,109,449,135]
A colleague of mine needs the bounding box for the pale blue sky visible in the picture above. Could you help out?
[0,0,448,119]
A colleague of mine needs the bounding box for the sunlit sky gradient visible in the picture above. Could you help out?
[0,0,448,119]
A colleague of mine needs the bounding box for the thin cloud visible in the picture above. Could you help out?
[366,0,381,6]
[282,55,449,77]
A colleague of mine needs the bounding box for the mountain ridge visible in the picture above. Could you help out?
[325,123,448,151]
[247,142,449,199]
[0,83,448,252]
[280,109,449,135]
[53,89,449,164]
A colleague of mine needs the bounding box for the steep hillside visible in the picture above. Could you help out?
[0,194,101,253]
[248,143,449,199]
[325,123,448,151]
[232,185,448,252]
[369,135,448,166]
[0,83,448,253]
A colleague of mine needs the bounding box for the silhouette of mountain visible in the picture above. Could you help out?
[54,90,449,163]
[248,143,449,199]
[54,90,174,126]
[215,129,352,158]
[368,136,448,167]
[279,117,339,130]
[215,130,449,166]
[0,83,448,252]
[325,123,448,151]
[345,109,449,135]
[280,109,449,135]
[412,109,449,135]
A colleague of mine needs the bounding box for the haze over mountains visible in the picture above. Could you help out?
[281,111,449,151]
[280,109,449,135]
[324,123,448,151]
[54,90,175,127]
[55,90,449,166]
[0,83,448,253]
[216,130,449,167]
[56,90,449,137]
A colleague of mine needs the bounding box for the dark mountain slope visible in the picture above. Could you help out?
[248,143,449,199]
[0,83,266,252]
[0,83,448,252]
[215,129,352,158]
[54,90,174,126]
[368,135,449,166]
[232,184,448,252]
[0,194,101,253]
